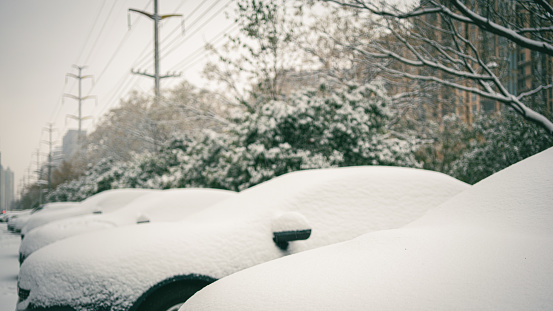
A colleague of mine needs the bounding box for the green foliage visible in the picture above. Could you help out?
[415,114,475,174]
[48,82,420,198]
[450,112,553,184]
[171,82,419,191]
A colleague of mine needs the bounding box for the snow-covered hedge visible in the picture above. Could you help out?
[47,82,420,200]
[450,111,553,184]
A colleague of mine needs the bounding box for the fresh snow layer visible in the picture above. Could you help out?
[20,189,157,235]
[182,147,553,311]
[6,210,33,232]
[19,188,237,259]
[271,212,311,232]
[17,166,468,311]
[0,223,21,311]
[18,202,79,234]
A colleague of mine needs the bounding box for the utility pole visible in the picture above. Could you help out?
[129,0,183,102]
[33,149,44,206]
[64,65,95,142]
[41,124,56,193]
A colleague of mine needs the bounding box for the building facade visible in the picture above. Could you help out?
[62,129,86,161]
[0,153,15,211]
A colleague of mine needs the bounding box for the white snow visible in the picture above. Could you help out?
[271,212,311,232]
[18,188,237,260]
[17,166,467,311]
[0,223,21,311]
[20,189,157,235]
[6,210,33,232]
[12,202,78,234]
[182,147,553,311]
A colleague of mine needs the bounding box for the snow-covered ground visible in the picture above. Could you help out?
[0,223,20,311]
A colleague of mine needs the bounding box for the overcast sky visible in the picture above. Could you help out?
[0,0,235,197]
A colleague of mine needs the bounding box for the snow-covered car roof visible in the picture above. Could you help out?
[181,147,553,311]
[20,189,157,235]
[19,188,237,262]
[17,166,469,311]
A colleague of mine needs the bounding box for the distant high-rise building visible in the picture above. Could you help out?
[0,152,15,211]
[62,130,86,161]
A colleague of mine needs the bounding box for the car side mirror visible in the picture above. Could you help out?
[271,212,312,250]
[136,213,150,224]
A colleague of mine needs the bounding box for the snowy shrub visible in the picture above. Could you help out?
[450,111,553,184]
[160,130,232,189]
[210,82,420,190]
[48,81,420,198]
[415,114,475,174]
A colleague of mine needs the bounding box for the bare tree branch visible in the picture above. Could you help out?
[449,0,553,56]
[321,0,553,136]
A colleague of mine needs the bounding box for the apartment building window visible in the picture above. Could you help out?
[482,100,495,113]
[520,52,526,62]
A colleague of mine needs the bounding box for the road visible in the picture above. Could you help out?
[0,223,20,311]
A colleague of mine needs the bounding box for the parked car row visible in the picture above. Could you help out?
[12,147,552,311]
[6,203,77,233]
[18,188,237,264]
[15,166,468,311]
[182,147,553,310]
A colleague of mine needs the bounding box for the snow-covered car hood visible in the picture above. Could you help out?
[19,188,237,261]
[181,148,553,311]
[17,166,469,311]
[20,189,157,235]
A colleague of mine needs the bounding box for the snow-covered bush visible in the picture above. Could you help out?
[160,130,232,189]
[450,112,553,184]
[414,114,475,174]
[210,82,419,190]
[48,82,420,198]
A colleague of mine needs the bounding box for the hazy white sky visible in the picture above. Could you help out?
[0,0,235,197]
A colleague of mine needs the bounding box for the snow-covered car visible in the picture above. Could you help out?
[0,209,10,222]
[20,189,157,236]
[8,202,79,233]
[16,166,469,311]
[7,210,35,232]
[182,148,553,311]
[19,188,237,263]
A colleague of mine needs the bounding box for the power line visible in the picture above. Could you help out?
[130,0,210,70]
[169,22,239,72]
[74,0,108,65]
[84,0,155,97]
[82,0,121,66]
[160,0,233,62]
[158,0,228,59]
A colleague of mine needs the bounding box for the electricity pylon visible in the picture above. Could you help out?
[64,65,95,141]
[129,0,183,101]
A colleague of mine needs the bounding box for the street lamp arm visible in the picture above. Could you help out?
[161,14,182,20]
[129,8,154,20]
